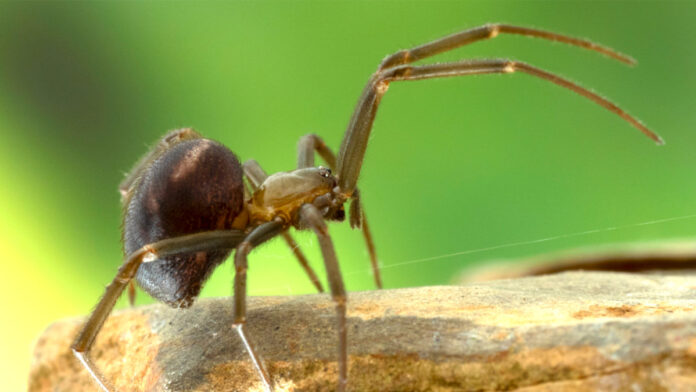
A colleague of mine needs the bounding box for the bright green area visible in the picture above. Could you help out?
[2,2,695,390]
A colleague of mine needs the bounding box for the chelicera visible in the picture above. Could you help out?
[72,24,661,392]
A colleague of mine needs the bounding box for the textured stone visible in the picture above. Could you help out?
[459,241,696,282]
[29,272,696,391]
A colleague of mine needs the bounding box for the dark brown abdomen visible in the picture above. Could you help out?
[123,138,244,308]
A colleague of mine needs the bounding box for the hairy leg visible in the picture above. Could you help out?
[297,135,382,288]
[72,229,246,392]
[337,58,661,195]
[299,204,349,391]
[379,23,636,70]
[232,220,285,392]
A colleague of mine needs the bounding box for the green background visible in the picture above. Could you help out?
[3,1,695,390]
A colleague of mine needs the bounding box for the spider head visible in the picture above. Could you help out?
[249,166,345,224]
[312,166,347,222]
[303,166,346,222]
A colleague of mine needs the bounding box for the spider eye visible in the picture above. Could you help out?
[318,166,332,178]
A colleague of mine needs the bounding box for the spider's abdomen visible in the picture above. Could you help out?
[123,138,244,308]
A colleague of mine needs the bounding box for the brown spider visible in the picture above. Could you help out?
[72,24,661,392]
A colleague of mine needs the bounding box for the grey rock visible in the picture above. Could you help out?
[29,272,696,391]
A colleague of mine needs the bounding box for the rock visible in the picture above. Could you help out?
[29,272,696,391]
[458,241,696,282]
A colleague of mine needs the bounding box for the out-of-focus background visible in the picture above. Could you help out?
[2,1,695,390]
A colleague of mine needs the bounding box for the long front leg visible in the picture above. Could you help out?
[297,134,382,289]
[299,204,348,392]
[243,159,325,293]
[336,58,662,196]
[232,220,285,392]
[378,23,636,70]
[72,229,246,392]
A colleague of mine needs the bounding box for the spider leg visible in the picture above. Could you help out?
[127,281,136,307]
[279,232,325,292]
[336,58,663,196]
[232,220,285,392]
[297,133,337,169]
[242,159,269,190]
[242,159,325,293]
[379,23,636,70]
[299,204,348,392]
[348,189,381,287]
[297,134,382,289]
[72,229,246,392]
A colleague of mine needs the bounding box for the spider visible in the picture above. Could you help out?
[72,24,661,392]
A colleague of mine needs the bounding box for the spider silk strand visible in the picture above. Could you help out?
[250,212,696,294]
[345,212,696,275]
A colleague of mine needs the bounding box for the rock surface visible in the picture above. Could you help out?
[29,272,696,391]
[458,241,696,282]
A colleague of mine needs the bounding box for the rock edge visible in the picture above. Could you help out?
[29,272,696,391]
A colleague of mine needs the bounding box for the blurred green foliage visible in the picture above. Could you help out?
[2,1,695,390]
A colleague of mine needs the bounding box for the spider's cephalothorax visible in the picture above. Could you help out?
[74,24,662,392]
[247,166,346,225]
